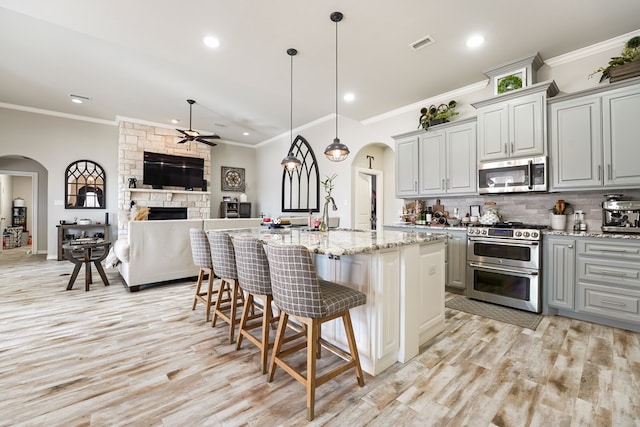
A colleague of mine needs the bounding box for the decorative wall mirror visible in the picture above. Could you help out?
[282,135,320,212]
[65,160,106,209]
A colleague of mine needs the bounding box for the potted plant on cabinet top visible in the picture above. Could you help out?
[418,100,458,131]
[592,35,640,83]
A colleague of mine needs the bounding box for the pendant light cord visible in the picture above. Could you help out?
[290,51,294,146]
[334,17,339,140]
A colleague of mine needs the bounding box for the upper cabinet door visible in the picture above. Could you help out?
[446,122,477,194]
[603,85,640,187]
[477,103,508,161]
[419,130,446,195]
[395,135,419,197]
[510,92,545,158]
[549,95,602,190]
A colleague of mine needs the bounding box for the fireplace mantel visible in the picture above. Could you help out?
[126,188,210,201]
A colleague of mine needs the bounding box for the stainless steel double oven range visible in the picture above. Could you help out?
[466,222,546,313]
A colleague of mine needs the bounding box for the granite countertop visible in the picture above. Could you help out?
[386,223,468,232]
[543,230,640,240]
[212,227,446,256]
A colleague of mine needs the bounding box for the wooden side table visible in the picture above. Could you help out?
[62,240,111,291]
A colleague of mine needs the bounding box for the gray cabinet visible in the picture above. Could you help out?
[549,80,640,191]
[445,229,467,291]
[473,82,557,162]
[419,121,476,196]
[576,239,640,323]
[394,119,476,198]
[395,135,419,197]
[544,236,575,310]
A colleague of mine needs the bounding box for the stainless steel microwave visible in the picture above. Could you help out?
[478,156,547,194]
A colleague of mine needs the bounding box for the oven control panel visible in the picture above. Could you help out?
[467,227,541,241]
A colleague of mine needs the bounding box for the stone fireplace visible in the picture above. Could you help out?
[118,121,211,238]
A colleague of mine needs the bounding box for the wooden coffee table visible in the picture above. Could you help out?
[62,240,111,291]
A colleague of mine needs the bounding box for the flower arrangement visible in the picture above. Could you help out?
[591,36,640,82]
[418,100,459,130]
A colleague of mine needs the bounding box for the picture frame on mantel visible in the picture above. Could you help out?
[494,67,527,95]
[221,166,246,192]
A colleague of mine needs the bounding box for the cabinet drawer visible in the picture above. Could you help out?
[577,257,640,289]
[577,240,640,261]
[577,282,640,322]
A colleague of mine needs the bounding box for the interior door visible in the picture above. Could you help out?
[355,172,373,230]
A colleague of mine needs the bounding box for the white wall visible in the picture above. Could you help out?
[0,108,117,258]
[0,174,11,231]
[209,143,257,217]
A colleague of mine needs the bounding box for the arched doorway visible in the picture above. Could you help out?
[0,156,48,255]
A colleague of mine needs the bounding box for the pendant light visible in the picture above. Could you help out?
[281,48,302,172]
[324,11,350,162]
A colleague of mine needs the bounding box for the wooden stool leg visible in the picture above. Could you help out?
[205,271,215,322]
[343,311,365,387]
[236,294,253,350]
[307,319,319,421]
[192,269,205,310]
[228,281,240,344]
[268,312,289,382]
[260,296,272,374]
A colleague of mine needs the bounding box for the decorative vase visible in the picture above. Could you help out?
[319,201,329,232]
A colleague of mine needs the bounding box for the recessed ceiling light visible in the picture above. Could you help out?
[171,119,179,124]
[69,94,91,104]
[203,36,220,48]
[343,93,355,102]
[466,35,485,49]
[242,132,250,136]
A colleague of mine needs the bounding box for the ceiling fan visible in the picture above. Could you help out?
[176,99,219,146]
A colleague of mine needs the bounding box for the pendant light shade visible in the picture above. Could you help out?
[324,11,350,162]
[281,48,302,172]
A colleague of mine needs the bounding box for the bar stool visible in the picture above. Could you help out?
[232,236,280,374]
[266,244,366,421]
[189,228,217,322]
[207,231,245,344]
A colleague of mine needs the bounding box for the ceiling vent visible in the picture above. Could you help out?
[409,35,435,51]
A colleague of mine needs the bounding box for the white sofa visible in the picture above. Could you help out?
[113,216,336,291]
[114,218,263,291]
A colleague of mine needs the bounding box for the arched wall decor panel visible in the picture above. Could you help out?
[282,135,320,212]
[65,160,106,209]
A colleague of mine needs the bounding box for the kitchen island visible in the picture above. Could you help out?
[212,227,447,375]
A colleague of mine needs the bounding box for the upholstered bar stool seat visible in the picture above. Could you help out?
[189,228,218,322]
[232,236,282,374]
[207,231,245,344]
[266,244,366,421]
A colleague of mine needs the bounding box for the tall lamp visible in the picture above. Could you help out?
[324,11,350,162]
[281,48,302,172]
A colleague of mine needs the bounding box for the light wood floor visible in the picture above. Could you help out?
[1,248,639,426]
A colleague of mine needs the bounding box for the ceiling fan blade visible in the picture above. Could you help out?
[176,128,188,136]
[199,134,221,140]
[196,138,218,147]
[177,138,189,144]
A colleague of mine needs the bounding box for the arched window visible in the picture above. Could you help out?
[281,135,319,212]
[65,160,106,209]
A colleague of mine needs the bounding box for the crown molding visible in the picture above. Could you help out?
[0,102,116,126]
[545,29,640,68]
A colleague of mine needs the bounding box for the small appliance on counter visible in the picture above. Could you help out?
[602,195,640,234]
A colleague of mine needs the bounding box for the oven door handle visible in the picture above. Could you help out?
[468,237,539,247]
[468,262,539,276]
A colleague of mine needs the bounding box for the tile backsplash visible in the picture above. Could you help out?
[412,189,640,232]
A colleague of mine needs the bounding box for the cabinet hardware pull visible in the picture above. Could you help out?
[511,142,514,153]
[592,269,627,277]
[607,164,612,181]
[504,143,507,154]
[598,165,602,181]
[598,248,634,253]
[600,299,626,307]
[446,178,450,189]
[568,245,573,249]
[442,179,445,189]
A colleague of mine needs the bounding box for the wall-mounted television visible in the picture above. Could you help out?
[143,151,205,190]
